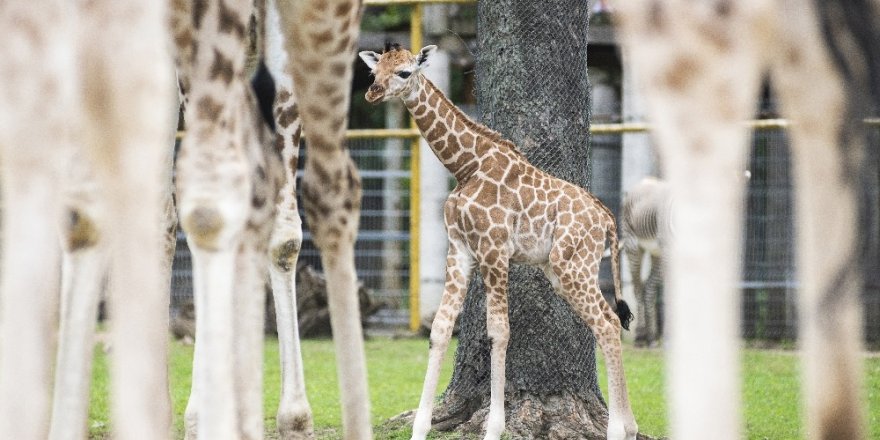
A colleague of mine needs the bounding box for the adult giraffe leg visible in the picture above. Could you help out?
[235,241,271,440]
[614,3,763,438]
[480,252,510,440]
[268,108,313,439]
[411,240,474,440]
[276,1,371,438]
[264,2,314,436]
[49,180,107,440]
[0,4,69,437]
[75,1,176,438]
[769,3,865,437]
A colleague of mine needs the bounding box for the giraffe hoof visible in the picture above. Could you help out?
[277,410,315,440]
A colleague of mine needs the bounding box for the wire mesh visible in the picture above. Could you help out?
[169,123,880,343]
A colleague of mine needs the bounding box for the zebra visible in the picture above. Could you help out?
[621,177,673,347]
[620,171,749,347]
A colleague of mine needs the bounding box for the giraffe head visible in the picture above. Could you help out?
[358,43,437,103]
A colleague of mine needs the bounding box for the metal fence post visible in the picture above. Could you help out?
[409,3,424,332]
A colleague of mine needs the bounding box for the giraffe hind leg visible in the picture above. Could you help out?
[549,244,638,440]
[480,256,511,440]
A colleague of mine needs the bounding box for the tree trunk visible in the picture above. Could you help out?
[432,2,645,438]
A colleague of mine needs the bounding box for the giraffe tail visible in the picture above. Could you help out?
[608,215,633,331]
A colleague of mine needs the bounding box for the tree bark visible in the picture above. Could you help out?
[432,2,646,438]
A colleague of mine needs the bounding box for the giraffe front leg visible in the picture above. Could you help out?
[187,245,240,440]
[49,202,107,440]
[265,47,314,438]
[234,241,270,440]
[178,170,253,440]
[270,216,315,440]
[412,241,474,440]
[301,156,371,440]
[480,256,510,440]
[770,4,865,436]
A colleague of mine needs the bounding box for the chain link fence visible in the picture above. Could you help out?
[168,121,880,345]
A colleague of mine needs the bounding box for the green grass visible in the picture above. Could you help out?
[89,338,880,439]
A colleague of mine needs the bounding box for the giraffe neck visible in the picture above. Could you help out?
[404,75,512,182]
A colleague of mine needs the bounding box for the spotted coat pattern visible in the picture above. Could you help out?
[614,1,868,440]
[360,45,638,440]
[172,0,369,439]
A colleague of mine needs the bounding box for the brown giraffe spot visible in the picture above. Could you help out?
[488,207,505,223]
[306,105,328,121]
[330,116,346,133]
[487,226,508,242]
[193,0,208,29]
[335,2,354,17]
[277,103,299,128]
[335,35,353,54]
[714,0,733,17]
[460,132,475,149]
[328,93,346,108]
[196,96,223,120]
[471,208,491,232]
[427,91,439,107]
[309,29,334,48]
[413,104,427,116]
[486,164,505,181]
[497,185,516,205]
[476,182,498,205]
[445,133,456,147]
[175,31,193,55]
[209,49,235,84]
[317,81,338,96]
[217,0,246,39]
[786,46,802,66]
[438,144,454,162]
[301,183,330,218]
[454,118,465,133]
[329,61,347,76]
[475,137,492,155]
[439,106,451,120]
[697,20,732,51]
[273,134,285,153]
[647,0,665,32]
[302,59,321,73]
[521,187,536,208]
[453,152,475,171]
[307,133,333,151]
[662,55,702,91]
[426,121,446,140]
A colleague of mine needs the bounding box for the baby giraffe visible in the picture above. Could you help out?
[360,44,638,440]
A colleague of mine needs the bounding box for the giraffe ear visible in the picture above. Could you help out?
[358,51,380,70]
[416,45,437,68]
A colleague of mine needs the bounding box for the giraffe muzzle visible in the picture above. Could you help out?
[365,84,384,103]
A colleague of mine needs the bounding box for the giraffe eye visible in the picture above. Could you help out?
[397,71,412,79]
